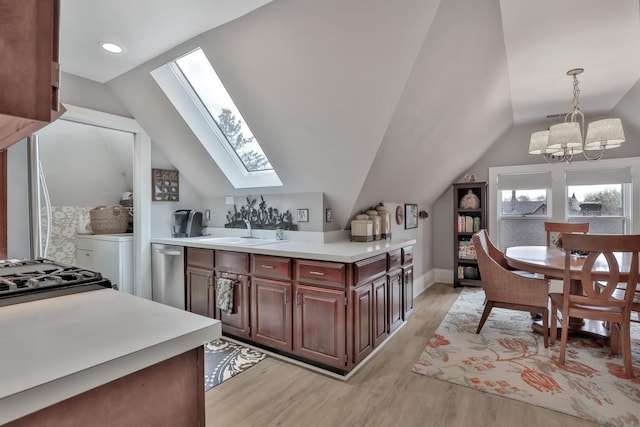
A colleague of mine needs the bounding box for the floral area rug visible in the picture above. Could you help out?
[412,287,640,427]
[204,338,266,391]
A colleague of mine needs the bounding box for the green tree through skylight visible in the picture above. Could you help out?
[175,48,272,172]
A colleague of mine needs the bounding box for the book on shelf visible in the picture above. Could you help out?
[458,239,476,260]
[457,215,481,233]
[457,265,479,280]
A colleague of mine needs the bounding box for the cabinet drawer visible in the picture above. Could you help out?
[296,260,346,289]
[216,251,249,274]
[187,247,214,270]
[76,236,93,251]
[252,255,292,280]
[402,246,414,266]
[354,254,387,286]
[387,249,402,271]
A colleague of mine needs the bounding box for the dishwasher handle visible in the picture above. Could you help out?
[154,248,182,256]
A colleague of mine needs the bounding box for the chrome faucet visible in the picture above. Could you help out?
[243,219,254,238]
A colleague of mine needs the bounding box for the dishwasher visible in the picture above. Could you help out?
[151,243,185,309]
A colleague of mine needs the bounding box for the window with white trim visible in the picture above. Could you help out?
[496,172,551,249]
[151,47,282,188]
[488,158,640,251]
[565,167,631,235]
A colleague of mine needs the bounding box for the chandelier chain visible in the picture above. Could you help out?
[571,74,580,112]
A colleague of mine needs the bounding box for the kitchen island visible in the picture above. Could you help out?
[0,288,221,426]
[151,235,416,375]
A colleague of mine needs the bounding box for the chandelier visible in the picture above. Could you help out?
[528,68,625,163]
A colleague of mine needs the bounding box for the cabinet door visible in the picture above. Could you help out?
[186,267,214,318]
[294,284,346,370]
[352,284,372,364]
[388,269,403,333]
[403,265,414,319]
[76,248,94,270]
[216,273,251,339]
[373,277,388,347]
[252,277,292,352]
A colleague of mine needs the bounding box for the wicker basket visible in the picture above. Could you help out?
[90,205,129,234]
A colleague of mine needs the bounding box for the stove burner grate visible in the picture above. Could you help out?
[0,258,113,306]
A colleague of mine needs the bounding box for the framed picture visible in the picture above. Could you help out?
[405,203,418,229]
[297,208,309,222]
[325,208,332,223]
[152,168,179,201]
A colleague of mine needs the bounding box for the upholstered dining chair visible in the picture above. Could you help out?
[472,230,551,347]
[550,233,640,378]
[544,222,589,247]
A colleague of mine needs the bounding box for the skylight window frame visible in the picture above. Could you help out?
[150,48,282,189]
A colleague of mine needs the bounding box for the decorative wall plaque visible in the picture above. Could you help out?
[152,168,179,201]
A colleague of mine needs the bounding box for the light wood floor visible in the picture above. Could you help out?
[205,283,599,427]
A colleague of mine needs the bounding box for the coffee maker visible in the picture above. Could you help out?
[172,210,203,237]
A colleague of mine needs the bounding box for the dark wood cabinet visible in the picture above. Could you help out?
[216,272,251,339]
[372,276,388,347]
[402,246,414,319]
[352,283,373,364]
[186,247,215,318]
[0,0,65,150]
[388,268,403,333]
[215,251,251,339]
[186,267,214,318]
[180,244,414,374]
[403,265,414,319]
[251,277,292,352]
[453,181,487,287]
[294,283,346,370]
[251,254,293,351]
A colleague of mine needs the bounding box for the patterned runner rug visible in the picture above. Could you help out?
[412,287,640,427]
[204,338,266,391]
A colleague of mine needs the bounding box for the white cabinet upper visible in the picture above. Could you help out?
[76,234,134,295]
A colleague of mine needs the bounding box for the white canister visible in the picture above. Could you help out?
[375,205,391,239]
[366,210,381,240]
[351,214,373,242]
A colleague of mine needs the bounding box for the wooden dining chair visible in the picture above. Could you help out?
[550,233,640,378]
[472,230,551,347]
[544,222,589,247]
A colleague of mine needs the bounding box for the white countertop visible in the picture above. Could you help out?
[151,236,416,263]
[0,289,221,425]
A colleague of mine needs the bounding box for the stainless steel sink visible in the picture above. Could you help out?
[192,236,285,246]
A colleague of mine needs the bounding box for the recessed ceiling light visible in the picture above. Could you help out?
[100,42,124,54]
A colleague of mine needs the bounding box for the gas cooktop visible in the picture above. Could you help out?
[0,259,113,307]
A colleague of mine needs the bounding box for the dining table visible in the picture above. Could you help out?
[504,245,634,340]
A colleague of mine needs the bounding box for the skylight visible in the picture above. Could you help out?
[151,47,282,188]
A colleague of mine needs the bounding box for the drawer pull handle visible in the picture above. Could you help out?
[284,288,288,304]
[309,271,325,276]
[261,265,275,269]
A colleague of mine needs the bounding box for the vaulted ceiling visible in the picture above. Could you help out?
[59,0,640,227]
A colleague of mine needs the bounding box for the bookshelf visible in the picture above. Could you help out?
[453,181,487,287]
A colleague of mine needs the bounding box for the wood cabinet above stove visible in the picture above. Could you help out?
[0,0,65,150]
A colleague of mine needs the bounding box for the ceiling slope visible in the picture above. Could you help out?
[60,0,272,83]
[108,0,441,226]
[353,0,513,214]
